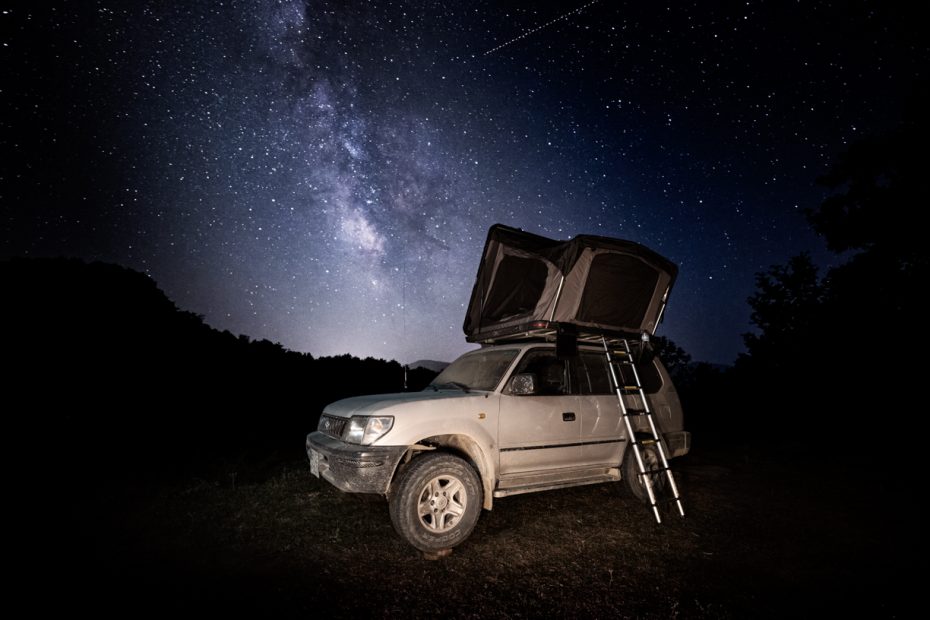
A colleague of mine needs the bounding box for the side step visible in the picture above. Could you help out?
[494,473,620,498]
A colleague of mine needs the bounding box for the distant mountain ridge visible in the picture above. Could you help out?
[407,359,449,373]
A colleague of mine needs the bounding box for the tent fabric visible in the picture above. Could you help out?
[464,225,678,342]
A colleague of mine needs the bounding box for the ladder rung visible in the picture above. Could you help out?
[638,467,670,476]
[622,386,640,391]
[623,409,648,415]
[650,496,684,507]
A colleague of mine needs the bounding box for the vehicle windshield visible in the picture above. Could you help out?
[427,348,519,392]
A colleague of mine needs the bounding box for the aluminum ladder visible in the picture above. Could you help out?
[603,336,685,523]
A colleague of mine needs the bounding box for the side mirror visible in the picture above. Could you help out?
[509,373,537,395]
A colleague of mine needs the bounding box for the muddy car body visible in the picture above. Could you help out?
[305,340,690,553]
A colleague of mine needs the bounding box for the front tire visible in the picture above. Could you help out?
[389,453,482,553]
[624,439,667,502]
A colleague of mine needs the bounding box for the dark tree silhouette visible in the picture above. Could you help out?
[1,257,438,482]
[738,90,929,431]
[809,125,928,259]
[649,335,692,379]
[648,335,730,436]
[742,253,822,370]
[808,84,928,329]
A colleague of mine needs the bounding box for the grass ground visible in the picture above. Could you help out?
[45,440,909,617]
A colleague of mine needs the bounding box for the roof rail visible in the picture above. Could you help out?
[473,320,646,347]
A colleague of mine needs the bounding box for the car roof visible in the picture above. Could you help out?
[479,341,612,353]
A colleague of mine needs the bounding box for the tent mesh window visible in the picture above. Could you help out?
[484,255,548,322]
[577,254,659,326]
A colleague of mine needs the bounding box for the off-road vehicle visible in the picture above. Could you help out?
[306,338,688,553]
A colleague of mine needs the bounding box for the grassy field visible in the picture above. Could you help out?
[49,441,908,617]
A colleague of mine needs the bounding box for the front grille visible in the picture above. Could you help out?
[318,414,347,439]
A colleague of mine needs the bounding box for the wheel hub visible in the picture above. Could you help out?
[417,475,466,533]
[640,449,658,486]
[430,491,449,511]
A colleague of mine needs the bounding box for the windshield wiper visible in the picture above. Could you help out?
[430,381,471,393]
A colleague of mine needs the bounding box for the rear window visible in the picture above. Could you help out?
[638,360,663,394]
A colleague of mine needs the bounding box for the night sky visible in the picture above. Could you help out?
[3,1,925,364]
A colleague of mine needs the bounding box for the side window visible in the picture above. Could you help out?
[571,352,663,395]
[573,353,613,395]
[513,350,567,396]
[639,360,664,394]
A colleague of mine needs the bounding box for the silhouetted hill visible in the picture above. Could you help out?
[408,359,450,373]
[1,257,438,479]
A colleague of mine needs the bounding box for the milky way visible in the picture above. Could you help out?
[3,2,926,363]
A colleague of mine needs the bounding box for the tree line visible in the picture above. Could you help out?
[1,257,436,481]
[660,89,928,441]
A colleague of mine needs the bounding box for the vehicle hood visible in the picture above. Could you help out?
[323,390,486,418]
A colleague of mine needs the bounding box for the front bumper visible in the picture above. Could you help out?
[664,431,691,458]
[305,431,406,495]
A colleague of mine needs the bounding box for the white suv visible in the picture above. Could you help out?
[305,340,690,554]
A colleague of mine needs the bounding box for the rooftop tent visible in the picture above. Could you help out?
[463,224,678,343]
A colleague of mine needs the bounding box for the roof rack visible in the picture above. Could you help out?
[474,320,649,348]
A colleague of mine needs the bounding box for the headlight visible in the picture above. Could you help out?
[344,416,394,445]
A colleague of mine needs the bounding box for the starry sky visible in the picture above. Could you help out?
[2,1,926,364]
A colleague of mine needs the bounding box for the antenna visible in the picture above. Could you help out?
[402,242,406,337]
[402,230,408,390]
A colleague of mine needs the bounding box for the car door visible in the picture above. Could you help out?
[572,351,626,467]
[498,348,582,475]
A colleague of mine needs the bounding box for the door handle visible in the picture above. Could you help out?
[562,412,575,422]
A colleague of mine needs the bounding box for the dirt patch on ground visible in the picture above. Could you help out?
[44,442,909,617]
